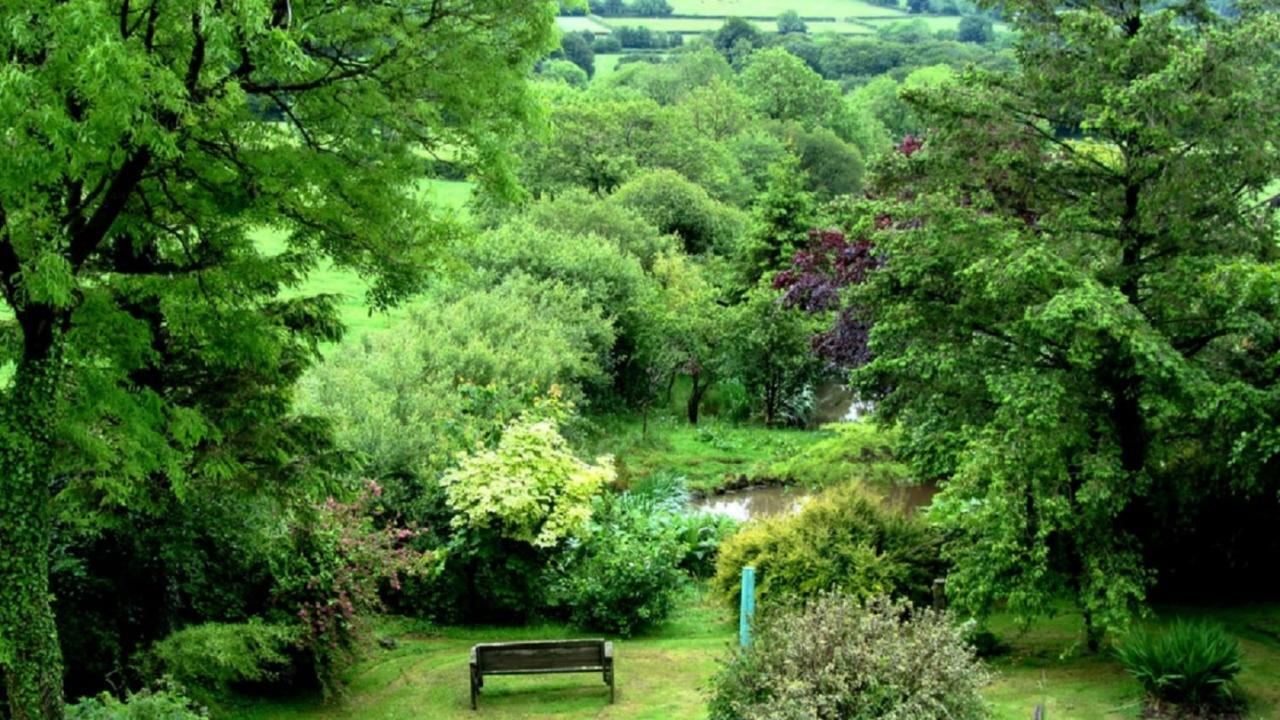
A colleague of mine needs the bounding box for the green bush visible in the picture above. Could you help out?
[707,594,990,720]
[1115,620,1243,712]
[712,483,944,610]
[67,684,206,720]
[548,494,687,636]
[609,169,745,255]
[143,620,300,699]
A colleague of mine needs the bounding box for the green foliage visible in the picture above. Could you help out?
[714,18,765,67]
[0,0,559,712]
[547,495,686,636]
[738,157,817,286]
[739,48,842,129]
[143,622,300,700]
[269,493,431,698]
[639,253,734,424]
[519,191,678,271]
[66,685,205,720]
[712,483,944,610]
[707,594,990,720]
[1115,621,1244,712]
[784,124,865,199]
[556,32,596,77]
[539,59,590,88]
[956,15,994,44]
[777,10,808,34]
[854,0,1280,645]
[300,276,615,484]
[725,283,826,425]
[611,170,746,255]
[442,418,613,549]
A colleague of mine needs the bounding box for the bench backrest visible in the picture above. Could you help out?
[473,640,608,673]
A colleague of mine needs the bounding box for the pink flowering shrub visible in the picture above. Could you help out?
[271,483,433,696]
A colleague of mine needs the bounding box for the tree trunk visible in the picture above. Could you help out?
[687,374,709,425]
[1083,608,1103,654]
[0,359,65,720]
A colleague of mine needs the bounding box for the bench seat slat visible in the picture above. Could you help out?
[480,666,606,676]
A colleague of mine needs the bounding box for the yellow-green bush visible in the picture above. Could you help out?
[712,483,944,610]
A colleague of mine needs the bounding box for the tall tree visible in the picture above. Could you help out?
[0,2,557,716]
[853,0,1280,647]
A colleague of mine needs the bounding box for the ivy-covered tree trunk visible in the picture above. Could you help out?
[0,359,65,720]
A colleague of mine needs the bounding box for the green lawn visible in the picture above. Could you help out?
[227,588,735,720]
[983,605,1280,719]
[226,592,1280,720]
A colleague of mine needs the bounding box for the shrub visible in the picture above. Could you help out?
[443,418,613,549]
[142,621,300,700]
[66,684,206,720]
[592,36,623,53]
[539,59,589,88]
[439,417,614,620]
[707,594,990,720]
[610,169,745,255]
[1115,621,1243,712]
[548,494,686,636]
[270,490,431,697]
[712,483,944,610]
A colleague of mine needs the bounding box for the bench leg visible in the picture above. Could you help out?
[606,669,615,704]
[470,668,479,710]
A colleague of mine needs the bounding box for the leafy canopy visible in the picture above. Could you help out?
[853,0,1280,645]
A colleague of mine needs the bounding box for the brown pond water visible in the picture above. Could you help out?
[691,482,939,522]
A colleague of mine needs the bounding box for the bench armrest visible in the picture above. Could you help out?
[470,646,478,668]
[603,641,613,661]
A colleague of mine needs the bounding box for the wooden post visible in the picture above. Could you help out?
[932,577,947,610]
[740,566,756,647]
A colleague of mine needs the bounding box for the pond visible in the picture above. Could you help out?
[690,482,939,522]
[690,485,809,522]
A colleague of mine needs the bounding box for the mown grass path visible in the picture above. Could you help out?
[230,590,734,720]
[229,590,1280,719]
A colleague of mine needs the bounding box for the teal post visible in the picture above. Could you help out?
[739,566,756,647]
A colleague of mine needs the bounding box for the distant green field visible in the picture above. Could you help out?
[594,53,625,81]
[602,16,874,34]
[667,0,907,17]
[555,15,612,34]
[256,178,473,340]
[863,14,960,30]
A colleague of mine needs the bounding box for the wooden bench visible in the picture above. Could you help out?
[469,639,614,709]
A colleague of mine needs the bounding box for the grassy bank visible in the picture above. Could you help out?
[589,414,906,494]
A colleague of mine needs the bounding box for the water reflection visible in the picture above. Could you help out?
[691,482,939,522]
[691,485,809,522]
